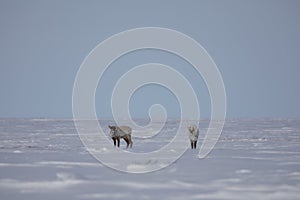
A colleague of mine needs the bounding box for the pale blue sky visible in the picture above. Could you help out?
[0,0,299,118]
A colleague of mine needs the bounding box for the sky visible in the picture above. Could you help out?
[0,0,299,119]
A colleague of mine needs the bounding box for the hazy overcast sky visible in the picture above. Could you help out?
[0,0,299,118]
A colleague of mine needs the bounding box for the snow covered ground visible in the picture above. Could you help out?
[0,118,300,199]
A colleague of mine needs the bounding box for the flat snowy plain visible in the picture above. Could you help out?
[0,118,299,199]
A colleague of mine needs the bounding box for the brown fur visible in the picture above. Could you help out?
[108,125,133,148]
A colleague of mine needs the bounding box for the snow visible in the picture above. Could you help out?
[0,118,300,199]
